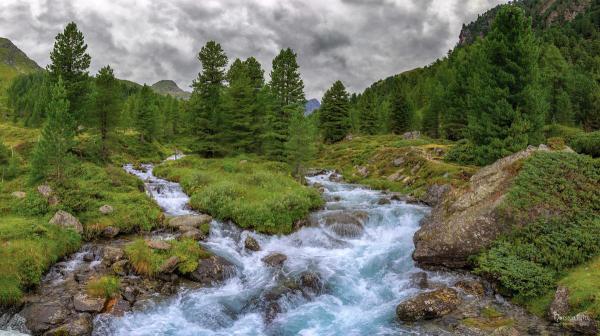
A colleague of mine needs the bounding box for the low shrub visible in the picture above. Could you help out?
[569,131,600,157]
[475,152,600,300]
[124,238,210,276]
[87,275,120,299]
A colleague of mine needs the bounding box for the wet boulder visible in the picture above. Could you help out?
[102,226,120,238]
[548,286,570,323]
[102,246,124,265]
[49,210,83,234]
[179,228,206,241]
[187,255,235,286]
[244,235,261,252]
[409,272,429,289]
[262,253,287,268]
[396,287,461,322]
[299,271,323,293]
[322,211,368,238]
[329,172,343,182]
[453,279,485,297]
[44,313,92,336]
[20,301,69,334]
[73,294,105,313]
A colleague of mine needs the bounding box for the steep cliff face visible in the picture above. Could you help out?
[458,0,593,46]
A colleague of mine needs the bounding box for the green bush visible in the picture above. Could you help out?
[444,139,479,165]
[156,156,324,234]
[475,152,600,300]
[11,192,49,216]
[542,124,583,142]
[124,238,210,276]
[87,275,120,298]
[569,131,600,157]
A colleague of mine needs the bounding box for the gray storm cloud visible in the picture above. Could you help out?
[0,0,507,98]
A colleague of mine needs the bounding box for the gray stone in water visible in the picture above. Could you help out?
[244,235,261,251]
[169,214,212,230]
[262,253,287,268]
[396,287,460,322]
[188,255,235,286]
[322,211,368,238]
[49,210,83,234]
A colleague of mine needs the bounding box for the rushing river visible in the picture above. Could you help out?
[94,161,457,336]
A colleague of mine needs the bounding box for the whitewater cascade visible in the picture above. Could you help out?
[94,163,456,336]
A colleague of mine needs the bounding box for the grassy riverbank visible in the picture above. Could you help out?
[154,155,324,235]
[312,134,476,199]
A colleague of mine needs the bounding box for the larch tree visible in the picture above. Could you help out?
[319,80,350,143]
[30,77,75,182]
[47,22,91,126]
[190,41,228,157]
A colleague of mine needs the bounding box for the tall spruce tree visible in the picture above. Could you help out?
[286,108,317,177]
[93,65,120,159]
[135,85,157,142]
[319,80,350,143]
[48,22,91,125]
[266,48,305,161]
[466,5,546,164]
[190,41,228,157]
[440,48,471,140]
[30,78,75,181]
[389,90,412,134]
[358,90,379,135]
[224,60,255,153]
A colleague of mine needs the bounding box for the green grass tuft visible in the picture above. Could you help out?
[87,275,120,299]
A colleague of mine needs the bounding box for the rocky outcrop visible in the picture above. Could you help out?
[548,286,570,322]
[73,294,105,313]
[168,214,212,230]
[413,146,546,268]
[49,210,83,234]
[454,279,485,297]
[396,287,461,322]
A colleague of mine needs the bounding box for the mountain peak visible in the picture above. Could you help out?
[305,98,320,116]
[151,80,191,99]
[0,37,42,80]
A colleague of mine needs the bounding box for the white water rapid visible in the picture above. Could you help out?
[94,164,459,336]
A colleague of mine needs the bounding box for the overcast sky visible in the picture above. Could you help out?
[0,0,507,98]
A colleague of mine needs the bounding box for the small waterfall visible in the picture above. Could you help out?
[94,165,449,336]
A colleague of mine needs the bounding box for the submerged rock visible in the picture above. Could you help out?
[188,256,235,286]
[413,146,543,268]
[262,253,287,268]
[244,235,261,251]
[322,211,368,238]
[396,287,461,322]
[299,271,323,293]
[49,210,83,234]
[409,271,429,289]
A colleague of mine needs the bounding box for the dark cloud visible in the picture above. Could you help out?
[0,0,507,98]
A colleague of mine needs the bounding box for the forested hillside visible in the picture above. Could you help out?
[346,0,599,164]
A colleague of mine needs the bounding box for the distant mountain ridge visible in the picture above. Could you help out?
[151,80,191,100]
[304,98,320,116]
[0,37,42,85]
[458,0,592,45]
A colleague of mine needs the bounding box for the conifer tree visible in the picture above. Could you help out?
[224,62,255,153]
[440,48,471,140]
[466,5,546,163]
[190,41,228,157]
[265,48,305,160]
[358,90,379,135]
[48,22,91,125]
[286,108,317,178]
[244,57,265,90]
[319,80,350,143]
[93,65,120,159]
[30,78,75,181]
[135,85,157,142]
[389,90,412,134]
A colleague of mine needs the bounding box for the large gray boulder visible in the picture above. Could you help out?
[168,214,212,231]
[73,294,105,313]
[49,210,83,234]
[567,312,598,335]
[262,253,287,268]
[396,287,461,322]
[322,211,368,238]
[413,146,545,268]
